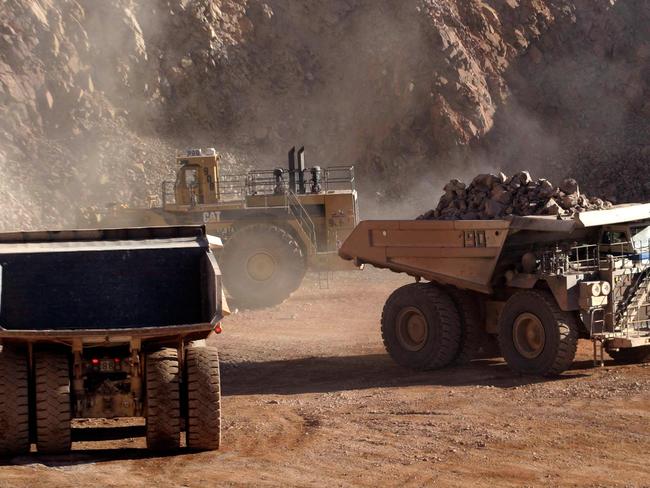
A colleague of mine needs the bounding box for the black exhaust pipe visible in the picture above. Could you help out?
[288,146,296,193]
[297,146,306,194]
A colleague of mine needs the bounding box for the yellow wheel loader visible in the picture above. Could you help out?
[81,147,359,308]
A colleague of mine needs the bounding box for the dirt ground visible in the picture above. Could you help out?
[0,269,648,487]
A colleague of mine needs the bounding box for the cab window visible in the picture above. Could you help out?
[601,231,627,244]
[184,168,198,188]
[631,225,650,250]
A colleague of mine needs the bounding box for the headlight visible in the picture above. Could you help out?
[600,281,611,296]
[590,283,602,297]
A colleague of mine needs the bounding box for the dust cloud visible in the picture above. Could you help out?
[1,0,649,231]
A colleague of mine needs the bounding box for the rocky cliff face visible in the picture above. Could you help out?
[0,0,648,229]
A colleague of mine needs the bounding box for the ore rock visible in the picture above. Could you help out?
[418,172,611,221]
[559,178,579,195]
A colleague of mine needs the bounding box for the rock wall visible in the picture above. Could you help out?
[0,0,648,229]
[482,0,650,204]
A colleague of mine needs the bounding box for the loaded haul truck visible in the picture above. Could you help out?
[340,204,650,375]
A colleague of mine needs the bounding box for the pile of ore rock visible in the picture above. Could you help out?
[418,171,612,220]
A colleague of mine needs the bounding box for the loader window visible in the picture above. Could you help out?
[185,168,198,188]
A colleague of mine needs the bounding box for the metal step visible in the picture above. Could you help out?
[286,191,317,254]
[617,270,650,330]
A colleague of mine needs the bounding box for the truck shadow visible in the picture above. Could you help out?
[3,448,180,467]
[0,429,218,467]
[0,356,600,467]
[221,353,594,397]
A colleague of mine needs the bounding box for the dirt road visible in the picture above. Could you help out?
[0,269,648,487]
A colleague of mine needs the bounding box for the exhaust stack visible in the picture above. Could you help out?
[297,146,306,194]
[288,147,297,193]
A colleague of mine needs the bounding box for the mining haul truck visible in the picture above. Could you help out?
[339,204,650,376]
[0,226,226,456]
[81,147,359,308]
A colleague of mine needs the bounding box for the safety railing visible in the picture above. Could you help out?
[246,170,281,196]
[588,307,608,336]
[540,238,650,276]
[245,166,356,196]
[600,239,650,265]
[218,174,247,201]
[323,166,355,191]
[540,244,600,275]
[161,165,356,207]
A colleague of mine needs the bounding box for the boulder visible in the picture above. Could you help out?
[418,172,611,220]
[559,177,579,195]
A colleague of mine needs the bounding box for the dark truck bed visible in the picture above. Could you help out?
[0,226,225,342]
[0,226,227,454]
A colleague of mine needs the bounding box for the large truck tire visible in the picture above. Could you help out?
[35,350,71,454]
[607,345,650,364]
[0,346,30,456]
[221,224,306,308]
[185,344,221,450]
[498,290,578,376]
[381,283,461,370]
[447,288,487,364]
[146,348,181,451]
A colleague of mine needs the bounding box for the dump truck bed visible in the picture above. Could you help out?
[339,219,511,293]
[0,226,225,343]
[339,204,650,294]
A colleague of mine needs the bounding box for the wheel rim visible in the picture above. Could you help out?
[396,307,428,351]
[512,312,546,359]
[246,251,276,282]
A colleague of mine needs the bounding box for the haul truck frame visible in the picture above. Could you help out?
[340,204,650,375]
[0,226,226,455]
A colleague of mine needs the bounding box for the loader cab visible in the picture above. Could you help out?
[174,148,221,206]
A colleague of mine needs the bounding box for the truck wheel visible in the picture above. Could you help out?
[447,288,487,364]
[185,344,221,450]
[146,348,181,451]
[607,346,650,364]
[498,290,578,376]
[381,283,461,370]
[0,346,30,456]
[221,224,306,308]
[35,350,71,454]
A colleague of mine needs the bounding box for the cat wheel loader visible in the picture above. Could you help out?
[81,147,359,308]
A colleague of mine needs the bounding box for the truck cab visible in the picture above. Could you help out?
[600,221,650,261]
